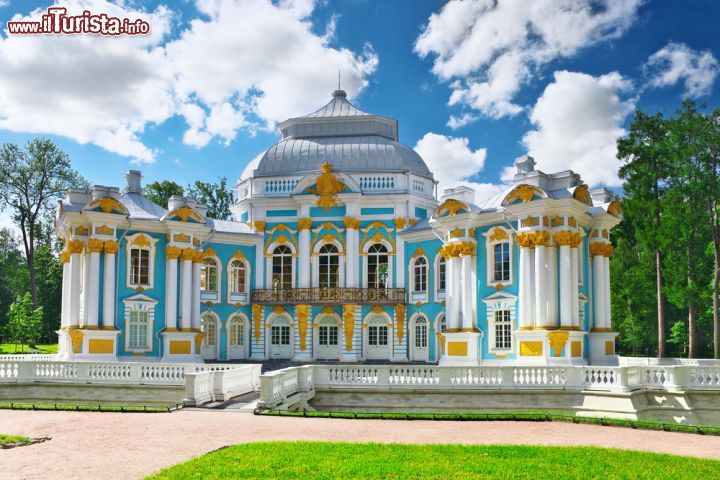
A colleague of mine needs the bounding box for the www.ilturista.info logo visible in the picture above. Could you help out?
[7,7,150,35]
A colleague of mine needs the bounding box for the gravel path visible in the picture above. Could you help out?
[2,409,720,480]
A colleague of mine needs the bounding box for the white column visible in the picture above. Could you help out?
[180,252,193,330]
[395,232,405,289]
[547,246,558,327]
[603,255,611,330]
[592,253,605,330]
[571,246,580,328]
[67,244,83,327]
[85,239,102,328]
[102,241,118,329]
[559,245,572,328]
[60,256,70,328]
[534,244,548,327]
[446,253,462,330]
[344,222,359,288]
[518,244,533,329]
[192,258,201,330]
[460,253,474,330]
[80,251,90,326]
[298,220,311,288]
[165,250,179,330]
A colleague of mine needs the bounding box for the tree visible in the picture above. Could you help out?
[144,180,184,209]
[617,111,672,356]
[0,228,27,337]
[187,177,233,220]
[0,139,84,308]
[5,293,43,350]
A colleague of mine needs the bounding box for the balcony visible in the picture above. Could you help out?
[251,287,406,305]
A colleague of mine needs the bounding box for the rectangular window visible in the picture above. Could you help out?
[369,326,378,346]
[130,249,150,286]
[329,326,338,346]
[319,326,328,346]
[438,260,446,291]
[493,243,510,282]
[128,310,148,349]
[494,310,512,350]
[271,326,281,345]
[281,326,290,345]
[378,326,388,346]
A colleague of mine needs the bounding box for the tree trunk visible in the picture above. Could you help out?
[656,249,666,357]
[689,301,699,359]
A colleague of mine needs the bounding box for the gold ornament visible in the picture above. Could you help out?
[253,220,266,233]
[308,162,346,211]
[437,198,468,216]
[68,239,85,254]
[166,246,181,259]
[572,184,593,206]
[87,238,104,253]
[488,227,509,243]
[343,304,355,351]
[344,217,361,229]
[252,304,263,341]
[296,304,310,352]
[297,218,313,230]
[393,217,406,230]
[548,331,569,357]
[395,304,406,344]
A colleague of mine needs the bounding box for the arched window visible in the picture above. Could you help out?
[201,314,216,347]
[413,257,428,293]
[200,258,218,292]
[367,243,388,288]
[272,245,293,290]
[318,244,340,288]
[229,259,247,294]
[229,315,244,346]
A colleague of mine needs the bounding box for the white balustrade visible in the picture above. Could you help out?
[0,354,57,362]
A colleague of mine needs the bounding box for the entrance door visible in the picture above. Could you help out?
[227,315,247,360]
[315,316,340,360]
[366,318,390,360]
[270,322,292,359]
[412,316,429,361]
[201,315,217,360]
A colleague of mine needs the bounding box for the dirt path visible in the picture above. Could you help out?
[2,409,719,480]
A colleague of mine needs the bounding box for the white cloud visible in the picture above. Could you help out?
[522,70,635,187]
[0,0,378,162]
[414,132,505,203]
[0,0,174,164]
[415,0,642,121]
[644,42,719,98]
[0,1,10,8]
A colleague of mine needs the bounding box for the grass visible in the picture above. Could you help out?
[147,442,720,479]
[0,402,180,413]
[0,433,30,446]
[257,409,720,435]
[0,343,57,354]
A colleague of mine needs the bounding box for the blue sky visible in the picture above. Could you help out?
[0,0,718,205]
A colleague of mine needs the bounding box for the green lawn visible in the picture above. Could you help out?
[0,343,57,354]
[0,434,30,446]
[147,442,720,480]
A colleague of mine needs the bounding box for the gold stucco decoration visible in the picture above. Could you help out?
[131,234,152,248]
[165,246,181,260]
[69,329,83,354]
[607,200,623,218]
[181,248,196,261]
[95,225,113,236]
[553,231,582,247]
[589,242,614,257]
[296,304,310,352]
[504,184,543,205]
[103,240,118,255]
[60,250,71,263]
[437,198,468,216]
[253,220,266,233]
[450,227,464,238]
[343,304,355,351]
[516,231,549,248]
[230,249,246,261]
[86,196,128,215]
[194,333,206,354]
[167,206,204,223]
[308,162,346,211]
[395,303,406,344]
[68,239,85,254]
[297,218,313,230]
[252,304,263,341]
[393,217,406,230]
[344,217,361,229]
[548,331,569,357]
[488,227,509,243]
[573,184,593,206]
[87,238,104,253]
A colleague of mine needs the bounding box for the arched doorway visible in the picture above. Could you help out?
[313,313,340,360]
[227,313,249,360]
[200,313,218,360]
[411,314,429,362]
[268,314,293,359]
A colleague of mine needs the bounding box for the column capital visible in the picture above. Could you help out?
[103,240,119,254]
[60,250,71,263]
[87,238,104,253]
[181,247,196,261]
[343,216,361,230]
[589,242,614,257]
[393,217,406,230]
[516,230,549,248]
[166,245,182,259]
[68,238,85,254]
[298,217,313,231]
[553,230,582,247]
[253,220,266,233]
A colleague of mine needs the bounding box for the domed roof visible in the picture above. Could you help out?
[241,90,433,180]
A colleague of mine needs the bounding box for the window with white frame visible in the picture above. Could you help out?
[128,310,148,349]
[229,316,244,346]
[201,258,218,292]
[485,228,513,288]
[123,294,156,353]
[413,257,428,293]
[201,314,216,347]
[483,292,517,354]
[368,325,388,346]
[434,255,446,301]
[415,316,428,348]
[272,245,293,290]
[229,259,247,294]
[367,243,389,288]
[125,234,157,290]
[318,244,340,288]
[494,310,512,350]
[271,325,290,345]
[319,325,338,345]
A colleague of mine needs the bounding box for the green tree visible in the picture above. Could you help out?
[34,243,63,342]
[0,228,27,338]
[144,180,184,208]
[187,177,233,220]
[0,139,84,307]
[617,111,672,356]
[5,292,43,350]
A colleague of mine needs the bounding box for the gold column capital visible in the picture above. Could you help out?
[343,216,361,230]
[67,238,85,254]
[181,247,196,262]
[60,250,71,263]
[87,238,104,253]
[297,218,313,231]
[166,245,181,259]
[553,230,582,247]
[103,240,119,254]
[393,217,406,230]
[253,220,266,233]
[590,242,614,257]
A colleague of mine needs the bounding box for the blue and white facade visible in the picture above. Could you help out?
[56,90,621,365]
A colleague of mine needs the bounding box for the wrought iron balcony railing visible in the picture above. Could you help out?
[251,287,406,305]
